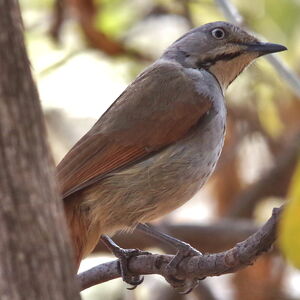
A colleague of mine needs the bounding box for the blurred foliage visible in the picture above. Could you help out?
[256,89,284,138]
[94,0,139,37]
[279,157,300,269]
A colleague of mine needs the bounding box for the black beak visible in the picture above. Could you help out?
[245,42,287,55]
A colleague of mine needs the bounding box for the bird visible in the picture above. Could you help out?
[57,21,286,290]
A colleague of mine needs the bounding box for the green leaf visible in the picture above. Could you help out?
[279,157,300,268]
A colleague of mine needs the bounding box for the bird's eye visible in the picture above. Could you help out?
[211,28,225,39]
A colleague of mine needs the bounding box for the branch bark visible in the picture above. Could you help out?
[0,1,80,299]
[78,206,282,291]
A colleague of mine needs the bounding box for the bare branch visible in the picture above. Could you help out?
[78,206,282,291]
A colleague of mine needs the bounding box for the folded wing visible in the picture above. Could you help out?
[57,61,212,198]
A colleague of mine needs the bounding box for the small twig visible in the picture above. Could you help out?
[38,49,84,77]
[214,0,300,98]
[78,206,282,291]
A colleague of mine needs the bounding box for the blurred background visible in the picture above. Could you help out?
[20,0,300,299]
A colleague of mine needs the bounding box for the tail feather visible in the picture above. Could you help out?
[64,198,100,270]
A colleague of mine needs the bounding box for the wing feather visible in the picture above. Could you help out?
[57,61,212,198]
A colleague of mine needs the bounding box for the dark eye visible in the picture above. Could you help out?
[211,28,225,39]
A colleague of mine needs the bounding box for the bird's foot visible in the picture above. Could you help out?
[100,235,151,289]
[137,223,204,293]
[163,241,204,294]
[117,248,151,289]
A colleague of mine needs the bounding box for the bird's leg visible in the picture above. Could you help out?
[137,223,204,294]
[100,234,151,289]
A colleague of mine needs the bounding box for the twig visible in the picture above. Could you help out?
[214,0,300,98]
[78,206,282,291]
[38,49,84,77]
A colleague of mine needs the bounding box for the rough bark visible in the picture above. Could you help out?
[0,1,80,299]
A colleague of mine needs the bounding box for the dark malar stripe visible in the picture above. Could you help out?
[196,51,244,69]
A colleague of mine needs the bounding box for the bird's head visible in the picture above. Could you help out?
[163,21,287,91]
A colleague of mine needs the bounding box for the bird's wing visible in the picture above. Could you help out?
[57,61,212,198]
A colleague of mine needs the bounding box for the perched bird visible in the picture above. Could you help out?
[57,21,286,289]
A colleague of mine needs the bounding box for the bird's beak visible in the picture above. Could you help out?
[244,42,287,56]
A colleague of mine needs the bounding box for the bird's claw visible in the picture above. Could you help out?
[163,272,200,294]
[163,243,205,294]
[126,276,144,290]
[116,248,151,289]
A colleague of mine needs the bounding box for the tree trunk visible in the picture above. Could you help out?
[0,1,80,299]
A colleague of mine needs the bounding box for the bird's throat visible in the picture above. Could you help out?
[207,52,257,90]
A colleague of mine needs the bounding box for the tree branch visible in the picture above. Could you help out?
[78,206,282,291]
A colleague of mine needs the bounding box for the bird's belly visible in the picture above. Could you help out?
[141,111,226,218]
[83,109,225,232]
